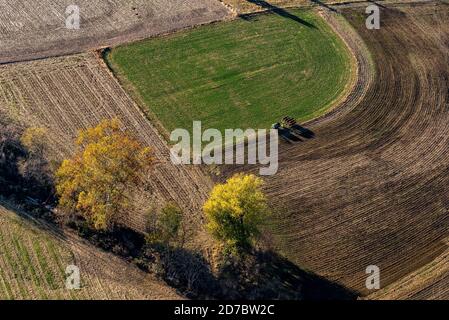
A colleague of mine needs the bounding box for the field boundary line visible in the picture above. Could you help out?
[304,7,375,127]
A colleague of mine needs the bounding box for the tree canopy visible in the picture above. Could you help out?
[56,118,154,230]
[146,203,184,246]
[203,173,270,254]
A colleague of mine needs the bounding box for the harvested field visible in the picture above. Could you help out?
[0,0,231,64]
[0,203,181,299]
[1,0,448,301]
[0,52,213,239]
[222,1,449,297]
[367,241,449,300]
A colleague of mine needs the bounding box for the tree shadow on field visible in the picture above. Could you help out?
[143,245,224,299]
[309,0,338,13]
[244,0,316,28]
[0,199,67,243]
[147,244,358,300]
[367,0,388,9]
[0,111,56,221]
[3,196,358,300]
[249,250,358,300]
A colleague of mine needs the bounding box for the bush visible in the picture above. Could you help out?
[146,203,184,246]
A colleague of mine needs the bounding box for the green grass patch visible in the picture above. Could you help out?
[0,209,74,299]
[107,9,352,135]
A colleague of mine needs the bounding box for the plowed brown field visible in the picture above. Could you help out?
[0,0,231,64]
[223,1,449,297]
[367,242,449,300]
[0,52,213,238]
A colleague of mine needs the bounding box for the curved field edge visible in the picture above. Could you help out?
[221,2,449,296]
[303,8,374,126]
[105,8,355,136]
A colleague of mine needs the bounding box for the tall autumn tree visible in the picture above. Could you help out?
[203,173,270,254]
[56,118,154,230]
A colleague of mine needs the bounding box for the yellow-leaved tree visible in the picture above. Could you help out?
[203,173,270,254]
[56,118,154,230]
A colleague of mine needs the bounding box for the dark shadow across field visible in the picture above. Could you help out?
[310,0,339,13]
[245,0,316,27]
[154,246,358,300]
[5,198,357,300]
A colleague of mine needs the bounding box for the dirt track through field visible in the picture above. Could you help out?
[0,52,213,237]
[223,1,449,296]
[0,0,231,64]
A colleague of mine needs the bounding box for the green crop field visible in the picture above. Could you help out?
[107,9,352,135]
[0,206,76,300]
[0,204,179,300]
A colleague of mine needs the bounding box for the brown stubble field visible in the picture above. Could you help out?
[367,246,449,300]
[0,0,232,300]
[0,0,231,64]
[222,1,449,297]
[0,52,214,241]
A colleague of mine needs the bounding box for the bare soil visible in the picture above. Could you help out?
[0,0,231,64]
[367,240,449,300]
[1,0,448,300]
[221,1,449,297]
